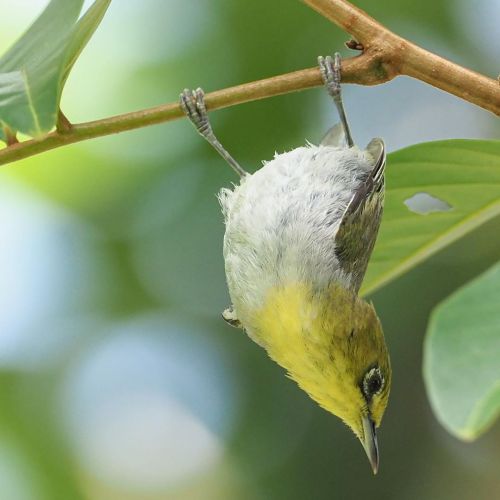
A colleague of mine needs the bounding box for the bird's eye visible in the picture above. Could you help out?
[362,366,384,400]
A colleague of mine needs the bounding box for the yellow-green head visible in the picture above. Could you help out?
[252,282,391,473]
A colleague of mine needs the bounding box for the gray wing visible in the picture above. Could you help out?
[334,138,386,293]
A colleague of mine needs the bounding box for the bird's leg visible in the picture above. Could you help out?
[180,88,247,177]
[318,53,354,148]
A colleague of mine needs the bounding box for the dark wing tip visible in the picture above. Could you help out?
[366,138,386,189]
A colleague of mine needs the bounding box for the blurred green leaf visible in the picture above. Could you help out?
[62,0,112,85]
[0,0,83,138]
[0,0,111,140]
[423,261,500,440]
[362,140,500,295]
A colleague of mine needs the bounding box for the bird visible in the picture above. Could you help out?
[180,53,391,474]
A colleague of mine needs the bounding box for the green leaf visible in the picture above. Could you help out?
[0,0,111,140]
[423,261,500,440]
[361,140,500,295]
[0,0,83,138]
[62,0,112,85]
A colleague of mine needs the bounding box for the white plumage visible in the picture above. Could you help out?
[219,143,378,332]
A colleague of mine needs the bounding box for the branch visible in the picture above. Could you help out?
[304,0,499,114]
[0,0,498,167]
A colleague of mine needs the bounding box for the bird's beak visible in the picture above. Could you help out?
[361,415,379,474]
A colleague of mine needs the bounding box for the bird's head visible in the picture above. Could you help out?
[253,282,391,473]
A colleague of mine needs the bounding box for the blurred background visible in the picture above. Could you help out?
[0,1,499,499]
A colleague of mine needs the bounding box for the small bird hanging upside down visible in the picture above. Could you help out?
[180,53,391,474]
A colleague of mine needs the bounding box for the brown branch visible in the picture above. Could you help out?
[0,0,498,167]
[304,0,500,113]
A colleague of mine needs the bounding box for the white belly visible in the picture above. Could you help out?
[219,144,375,328]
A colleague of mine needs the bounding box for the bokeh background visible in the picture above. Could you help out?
[0,1,499,499]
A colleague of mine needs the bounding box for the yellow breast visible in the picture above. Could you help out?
[251,282,368,429]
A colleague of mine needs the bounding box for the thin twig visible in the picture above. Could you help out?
[0,0,498,167]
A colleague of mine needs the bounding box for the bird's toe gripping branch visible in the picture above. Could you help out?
[318,53,354,148]
[180,87,213,139]
[318,54,342,100]
[180,87,247,177]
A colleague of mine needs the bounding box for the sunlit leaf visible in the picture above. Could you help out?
[62,0,112,85]
[0,0,111,140]
[362,140,500,295]
[0,0,83,138]
[423,261,500,440]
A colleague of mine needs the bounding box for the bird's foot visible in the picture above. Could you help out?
[318,52,354,147]
[180,87,213,139]
[318,53,342,101]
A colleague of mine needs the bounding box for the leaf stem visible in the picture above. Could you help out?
[3,126,18,146]
[0,0,498,167]
[56,109,73,134]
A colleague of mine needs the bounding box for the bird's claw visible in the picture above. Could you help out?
[318,52,354,147]
[180,87,213,138]
[179,87,248,177]
[318,53,342,101]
